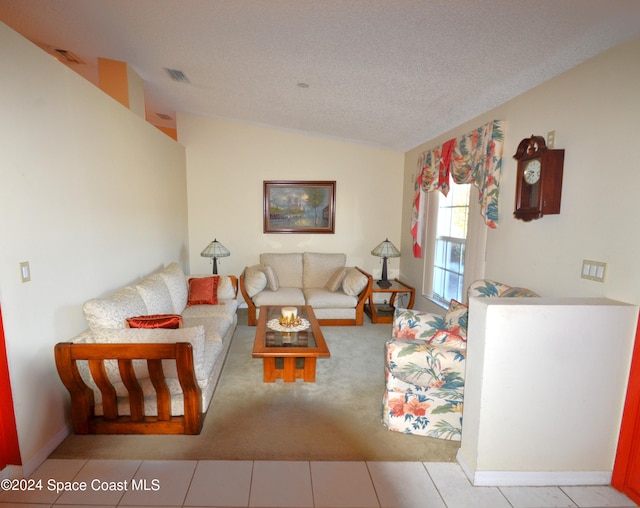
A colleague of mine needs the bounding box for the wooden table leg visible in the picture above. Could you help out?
[263,358,276,382]
[283,357,296,382]
[303,357,317,382]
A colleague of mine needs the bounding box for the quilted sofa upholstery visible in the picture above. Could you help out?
[239,252,372,326]
[59,262,238,427]
[382,279,539,440]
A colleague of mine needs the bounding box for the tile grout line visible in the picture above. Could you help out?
[421,462,448,508]
[178,459,200,508]
[364,461,382,508]
[307,461,316,508]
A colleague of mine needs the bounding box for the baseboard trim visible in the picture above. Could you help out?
[1,465,24,480]
[457,450,612,486]
[21,421,73,478]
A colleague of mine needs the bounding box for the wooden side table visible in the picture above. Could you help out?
[364,279,415,324]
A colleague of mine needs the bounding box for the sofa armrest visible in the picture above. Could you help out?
[353,267,373,325]
[54,341,203,434]
[87,326,207,380]
[239,268,258,326]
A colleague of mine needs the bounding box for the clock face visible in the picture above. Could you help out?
[523,159,541,185]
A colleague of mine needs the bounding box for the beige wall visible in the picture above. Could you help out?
[0,23,189,474]
[178,114,404,288]
[402,37,640,310]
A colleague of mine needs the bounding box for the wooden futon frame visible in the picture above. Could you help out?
[54,341,203,435]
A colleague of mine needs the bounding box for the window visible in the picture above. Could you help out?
[422,180,485,308]
[432,182,470,304]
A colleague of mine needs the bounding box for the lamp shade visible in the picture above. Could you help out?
[201,239,230,274]
[201,239,230,258]
[371,239,400,258]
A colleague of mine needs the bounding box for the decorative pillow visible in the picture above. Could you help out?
[187,276,219,306]
[428,329,467,350]
[443,299,468,337]
[243,264,267,297]
[326,267,347,292]
[342,268,369,296]
[261,264,280,291]
[126,314,183,329]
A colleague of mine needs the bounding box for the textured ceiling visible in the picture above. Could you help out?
[2,1,640,151]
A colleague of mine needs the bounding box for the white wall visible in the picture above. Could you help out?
[459,297,638,486]
[178,114,404,286]
[401,37,640,311]
[0,24,189,474]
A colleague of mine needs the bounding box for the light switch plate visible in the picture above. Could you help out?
[19,261,31,282]
[581,259,606,282]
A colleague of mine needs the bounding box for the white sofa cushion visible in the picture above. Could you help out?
[83,286,148,330]
[326,267,347,292]
[136,274,174,315]
[303,252,346,289]
[217,276,236,300]
[261,264,280,291]
[159,262,189,313]
[304,288,358,309]
[253,287,306,307]
[342,268,369,296]
[260,253,303,288]
[243,265,267,297]
[182,299,239,320]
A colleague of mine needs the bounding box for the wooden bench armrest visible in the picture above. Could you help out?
[54,342,202,435]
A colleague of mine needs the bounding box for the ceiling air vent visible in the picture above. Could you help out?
[165,68,190,83]
[156,113,173,120]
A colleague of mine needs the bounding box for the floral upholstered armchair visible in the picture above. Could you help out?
[382,279,538,440]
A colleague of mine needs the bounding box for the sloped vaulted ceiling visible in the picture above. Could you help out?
[2,0,640,151]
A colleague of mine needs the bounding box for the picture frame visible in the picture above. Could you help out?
[263,180,336,234]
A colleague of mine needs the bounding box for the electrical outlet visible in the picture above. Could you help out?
[581,259,606,282]
[547,130,556,148]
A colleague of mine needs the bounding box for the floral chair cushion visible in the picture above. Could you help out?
[383,337,466,441]
[385,339,465,388]
[392,308,445,340]
[382,387,463,440]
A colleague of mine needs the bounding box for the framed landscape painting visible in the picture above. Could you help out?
[263,180,336,234]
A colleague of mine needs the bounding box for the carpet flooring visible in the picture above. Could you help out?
[50,310,460,462]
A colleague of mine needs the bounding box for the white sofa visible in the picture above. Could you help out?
[54,262,238,435]
[239,252,372,326]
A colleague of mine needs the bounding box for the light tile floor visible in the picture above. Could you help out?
[0,459,637,508]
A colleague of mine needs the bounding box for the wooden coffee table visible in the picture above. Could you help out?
[252,306,330,382]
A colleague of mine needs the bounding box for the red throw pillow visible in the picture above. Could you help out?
[126,314,183,329]
[187,276,219,306]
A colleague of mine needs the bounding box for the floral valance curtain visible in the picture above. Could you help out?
[411,120,504,258]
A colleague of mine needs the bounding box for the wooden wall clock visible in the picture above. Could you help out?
[513,135,565,221]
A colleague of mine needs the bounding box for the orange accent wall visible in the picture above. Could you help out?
[0,306,21,467]
[154,125,178,141]
[98,57,130,108]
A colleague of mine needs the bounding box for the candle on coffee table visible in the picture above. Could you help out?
[281,307,297,320]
